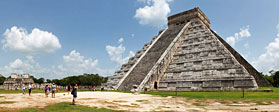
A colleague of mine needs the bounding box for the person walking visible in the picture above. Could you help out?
[51,83,56,98]
[72,84,78,105]
[28,84,32,96]
[67,84,71,95]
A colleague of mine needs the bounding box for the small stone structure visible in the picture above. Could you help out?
[2,73,34,90]
[105,8,272,91]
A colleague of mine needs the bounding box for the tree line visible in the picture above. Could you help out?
[0,73,108,87]
[45,73,108,86]
[261,70,279,87]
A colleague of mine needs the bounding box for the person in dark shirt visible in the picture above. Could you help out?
[67,84,71,95]
[72,84,78,105]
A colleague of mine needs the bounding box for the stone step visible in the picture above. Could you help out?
[117,26,184,91]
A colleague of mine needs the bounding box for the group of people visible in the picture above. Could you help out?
[45,83,57,98]
[21,83,79,105]
[21,84,32,96]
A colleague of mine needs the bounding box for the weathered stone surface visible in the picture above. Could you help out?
[104,7,272,91]
[117,25,184,91]
[104,35,160,90]
[2,73,34,90]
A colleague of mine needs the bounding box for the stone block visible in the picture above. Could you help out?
[203,81,221,87]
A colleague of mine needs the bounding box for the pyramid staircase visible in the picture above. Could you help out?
[105,8,272,91]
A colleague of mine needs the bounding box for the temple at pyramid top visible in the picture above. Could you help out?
[104,8,272,91]
[168,7,210,28]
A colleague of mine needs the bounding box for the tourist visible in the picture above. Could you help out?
[28,84,32,96]
[67,84,71,95]
[101,86,104,92]
[71,84,78,105]
[45,85,49,97]
[22,86,25,95]
[48,85,51,94]
[51,83,56,98]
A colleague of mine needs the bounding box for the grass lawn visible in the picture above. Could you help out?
[0,102,123,112]
[143,87,279,99]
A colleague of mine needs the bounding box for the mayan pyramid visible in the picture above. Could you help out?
[105,8,271,91]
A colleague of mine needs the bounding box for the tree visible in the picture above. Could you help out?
[46,79,52,83]
[37,78,45,84]
[0,75,6,85]
[39,73,108,87]
[262,70,279,87]
[272,71,279,87]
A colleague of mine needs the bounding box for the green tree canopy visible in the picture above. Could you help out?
[0,75,6,85]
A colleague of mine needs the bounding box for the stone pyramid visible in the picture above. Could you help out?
[105,8,271,91]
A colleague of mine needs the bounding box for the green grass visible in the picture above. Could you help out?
[0,101,15,104]
[0,89,44,94]
[0,102,124,112]
[143,87,279,100]
[192,103,204,106]
[135,100,148,102]
[258,87,279,91]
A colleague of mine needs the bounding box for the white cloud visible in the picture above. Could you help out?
[0,37,135,78]
[1,26,61,54]
[252,38,279,73]
[252,23,279,74]
[106,38,135,66]
[134,0,172,27]
[106,44,126,65]
[106,45,135,65]
[0,50,115,78]
[0,56,51,78]
[118,38,124,43]
[226,26,251,47]
[57,50,99,76]
[277,23,279,37]
[226,36,236,47]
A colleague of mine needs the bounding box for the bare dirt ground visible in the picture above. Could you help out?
[1,92,279,112]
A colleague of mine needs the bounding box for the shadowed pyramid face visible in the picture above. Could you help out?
[105,8,271,91]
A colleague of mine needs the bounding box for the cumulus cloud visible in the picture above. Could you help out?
[106,38,135,65]
[0,50,116,78]
[226,36,236,47]
[0,37,135,78]
[118,38,124,43]
[0,56,51,78]
[252,23,279,74]
[58,50,99,75]
[226,26,251,47]
[134,0,172,27]
[1,26,61,54]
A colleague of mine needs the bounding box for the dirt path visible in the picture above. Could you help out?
[1,92,279,112]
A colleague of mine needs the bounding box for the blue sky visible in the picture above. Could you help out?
[0,0,278,79]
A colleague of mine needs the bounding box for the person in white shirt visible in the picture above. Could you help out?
[28,84,32,96]
[52,83,56,98]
